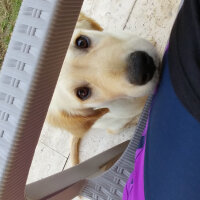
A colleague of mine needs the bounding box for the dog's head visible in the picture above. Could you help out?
[47,13,160,137]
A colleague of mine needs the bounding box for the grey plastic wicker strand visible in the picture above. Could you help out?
[81,95,153,200]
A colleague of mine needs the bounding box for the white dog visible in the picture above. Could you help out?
[47,13,160,165]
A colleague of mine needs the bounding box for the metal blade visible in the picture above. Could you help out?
[26,140,129,200]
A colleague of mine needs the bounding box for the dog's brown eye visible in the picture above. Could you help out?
[75,36,90,48]
[76,87,91,100]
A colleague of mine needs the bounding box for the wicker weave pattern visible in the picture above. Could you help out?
[81,96,153,200]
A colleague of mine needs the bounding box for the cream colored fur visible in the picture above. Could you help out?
[47,13,159,165]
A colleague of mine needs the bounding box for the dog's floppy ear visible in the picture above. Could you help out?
[47,108,108,138]
[76,13,103,31]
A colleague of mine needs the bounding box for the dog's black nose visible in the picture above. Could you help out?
[127,51,156,85]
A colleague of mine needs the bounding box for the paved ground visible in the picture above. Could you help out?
[27,0,180,199]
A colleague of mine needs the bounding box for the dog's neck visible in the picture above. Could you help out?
[93,96,147,134]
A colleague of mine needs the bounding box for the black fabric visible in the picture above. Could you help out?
[169,0,200,122]
[144,1,200,198]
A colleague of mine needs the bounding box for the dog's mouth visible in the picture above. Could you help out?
[127,51,157,86]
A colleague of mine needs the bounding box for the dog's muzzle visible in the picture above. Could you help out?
[127,51,156,85]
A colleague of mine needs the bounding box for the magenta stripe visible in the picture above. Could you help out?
[123,119,149,200]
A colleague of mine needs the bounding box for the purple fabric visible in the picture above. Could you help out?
[123,119,149,200]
